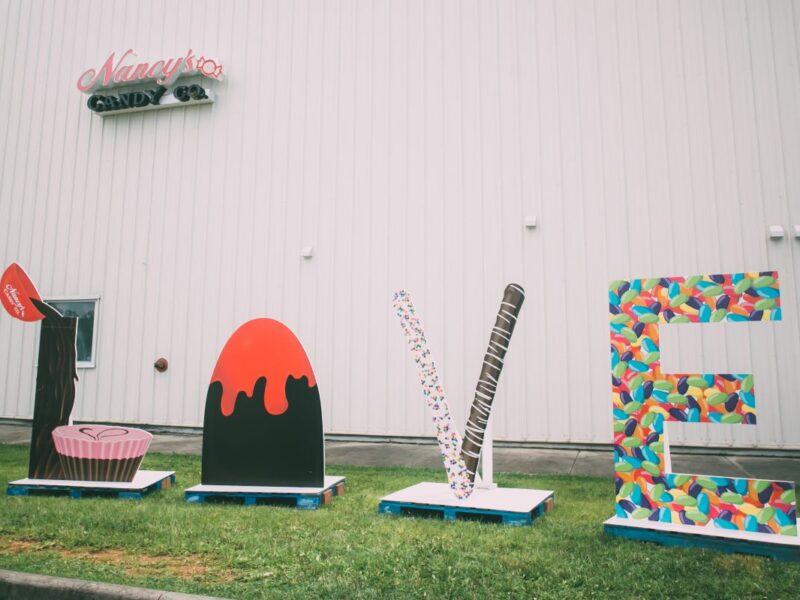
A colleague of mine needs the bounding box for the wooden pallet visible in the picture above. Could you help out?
[604,517,800,562]
[6,470,175,500]
[379,482,555,527]
[184,475,346,509]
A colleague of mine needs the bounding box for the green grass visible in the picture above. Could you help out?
[0,444,798,599]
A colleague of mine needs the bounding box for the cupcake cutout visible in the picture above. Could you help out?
[52,426,152,482]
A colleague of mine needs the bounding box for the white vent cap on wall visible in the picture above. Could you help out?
[768,225,785,240]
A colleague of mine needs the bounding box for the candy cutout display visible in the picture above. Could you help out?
[1,262,46,322]
[392,284,539,503]
[392,291,472,498]
[200,318,325,487]
[2,263,77,479]
[2,262,168,494]
[462,284,525,483]
[52,426,153,482]
[609,272,797,536]
[384,284,553,523]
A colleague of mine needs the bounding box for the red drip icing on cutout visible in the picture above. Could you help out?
[211,319,317,417]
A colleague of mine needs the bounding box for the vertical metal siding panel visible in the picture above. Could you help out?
[294,0,317,383]
[402,0,430,435]
[299,0,324,417]
[475,0,503,435]
[439,0,466,435]
[719,0,774,448]
[773,0,800,449]
[314,0,341,432]
[366,0,391,434]
[555,0,593,442]
[347,0,373,436]
[694,0,748,448]
[2,0,32,418]
[575,0,611,444]
[189,0,228,427]
[281,0,307,334]
[457,0,487,436]
[667,0,721,447]
[328,0,356,434]
[495,0,527,441]
[742,0,793,449]
[517,0,549,443]
[384,0,411,435]
[163,0,209,427]
[761,0,800,450]
[423,0,448,431]
[537,0,571,441]
[653,0,702,444]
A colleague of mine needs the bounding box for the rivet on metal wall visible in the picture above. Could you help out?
[525,216,538,229]
[154,357,168,372]
[301,246,314,259]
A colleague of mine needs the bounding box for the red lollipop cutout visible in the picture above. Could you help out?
[0,263,45,322]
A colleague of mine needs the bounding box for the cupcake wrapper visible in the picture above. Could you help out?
[57,455,144,482]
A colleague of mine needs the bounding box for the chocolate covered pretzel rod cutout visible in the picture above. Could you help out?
[392,290,473,498]
[461,283,525,482]
[1,263,78,479]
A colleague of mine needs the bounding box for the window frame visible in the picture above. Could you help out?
[43,295,101,369]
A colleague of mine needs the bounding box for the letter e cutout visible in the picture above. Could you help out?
[609,273,797,535]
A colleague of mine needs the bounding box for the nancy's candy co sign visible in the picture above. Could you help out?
[76,49,224,116]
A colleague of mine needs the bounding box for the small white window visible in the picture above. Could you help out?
[45,298,99,368]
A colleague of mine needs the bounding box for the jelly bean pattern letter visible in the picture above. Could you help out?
[610,273,797,536]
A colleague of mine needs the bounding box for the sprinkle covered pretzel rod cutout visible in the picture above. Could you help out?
[392,291,472,498]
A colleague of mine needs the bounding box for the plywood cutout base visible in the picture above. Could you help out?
[7,470,175,500]
[184,475,346,509]
[604,516,800,562]
[379,482,555,527]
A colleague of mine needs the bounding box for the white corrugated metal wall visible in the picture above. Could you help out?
[1,0,799,448]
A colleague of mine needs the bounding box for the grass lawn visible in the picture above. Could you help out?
[0,444,799,599]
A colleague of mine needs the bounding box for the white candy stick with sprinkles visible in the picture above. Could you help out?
[392,290,473,499]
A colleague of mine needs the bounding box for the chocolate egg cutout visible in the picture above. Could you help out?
[201,318,324,487]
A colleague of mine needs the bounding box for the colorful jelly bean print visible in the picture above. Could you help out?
[610,272,797,536]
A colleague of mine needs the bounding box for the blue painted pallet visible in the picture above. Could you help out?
[379,483,556,527]
[184,475,346,510]
[6,471,175,501]
[379,500,550,526]
[604,517,800,562]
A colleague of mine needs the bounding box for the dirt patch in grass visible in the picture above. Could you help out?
[0,536,229,581]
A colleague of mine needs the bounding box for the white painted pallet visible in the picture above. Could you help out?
[379,482,555,526]
[7,470,176,500]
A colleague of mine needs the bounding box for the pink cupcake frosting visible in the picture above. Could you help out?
[52,426,152,460]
